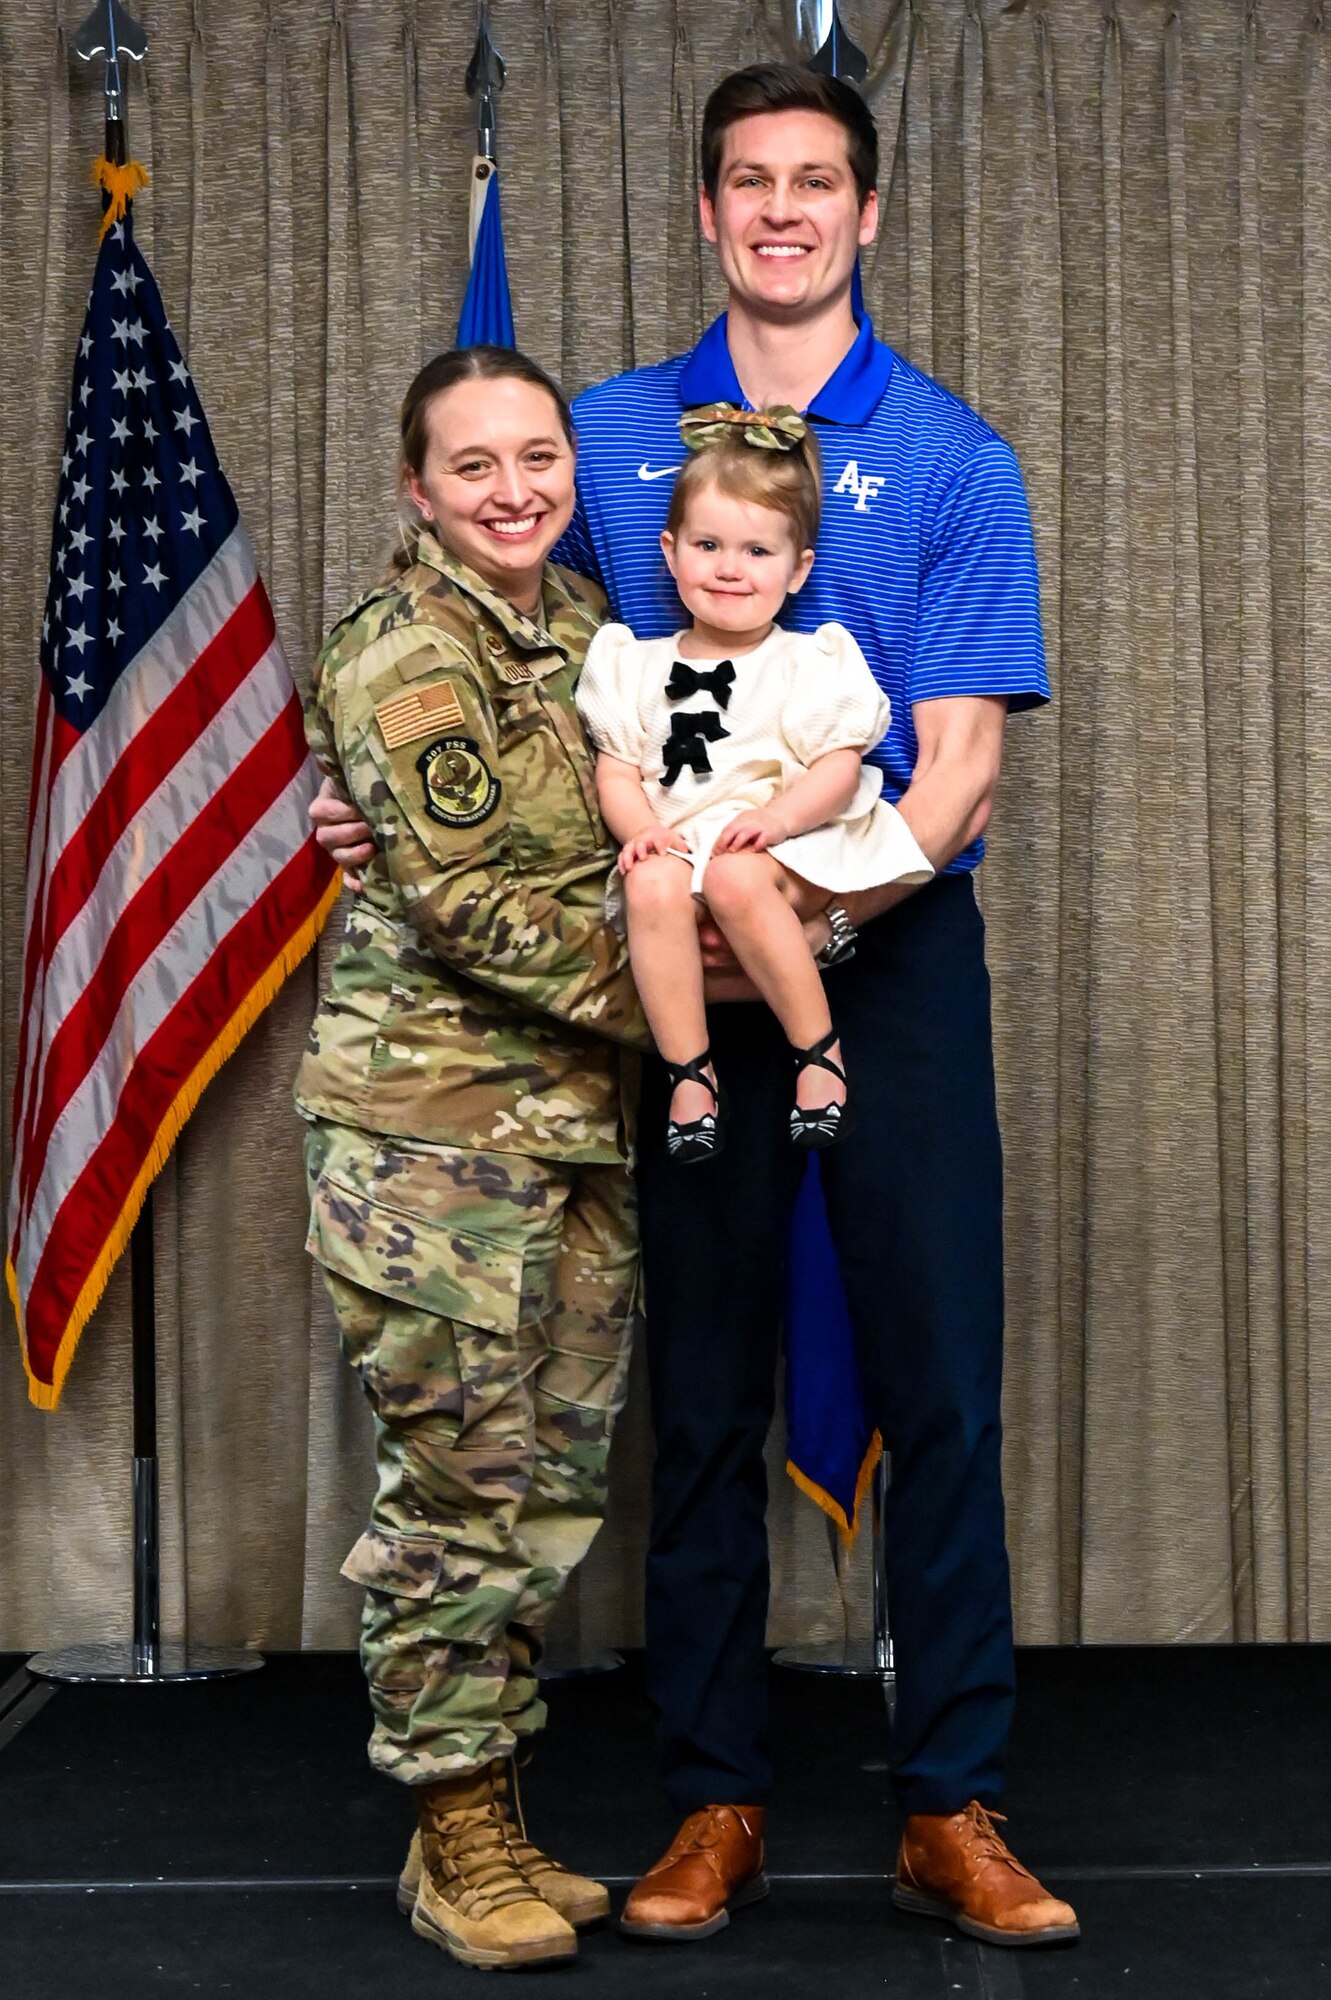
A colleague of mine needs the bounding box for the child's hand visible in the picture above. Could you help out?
[618,825,687,875]
[712,808,788,854]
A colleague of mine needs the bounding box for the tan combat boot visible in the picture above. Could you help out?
[399,1757,610,1931]
[409,1764,577,1970]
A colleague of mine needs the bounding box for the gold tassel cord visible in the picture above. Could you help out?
[92,156,150,242]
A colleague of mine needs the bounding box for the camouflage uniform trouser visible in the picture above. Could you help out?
[304,1121,638,1785]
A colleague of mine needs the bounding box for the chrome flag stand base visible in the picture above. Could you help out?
[28,1198,263,1687]
[27,1641,263,1684]
[775,1457,896,1720]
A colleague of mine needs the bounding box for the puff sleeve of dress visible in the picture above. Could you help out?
[575,622,650,766]
[781,623,891,767]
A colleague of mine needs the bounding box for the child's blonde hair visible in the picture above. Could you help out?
[666,405,822,554]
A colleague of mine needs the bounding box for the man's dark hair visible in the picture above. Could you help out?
[700,63,879,210]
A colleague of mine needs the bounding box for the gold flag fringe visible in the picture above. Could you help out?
[10,871,341,1411]
[785,1428,883,1544]
[92,156,150,241]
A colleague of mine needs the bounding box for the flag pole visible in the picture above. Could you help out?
[774,1457,896,1720]
[456,0,610,1676]
[772,0,891,1716]
[27,1,262,1688]
[126,1192,166,1673]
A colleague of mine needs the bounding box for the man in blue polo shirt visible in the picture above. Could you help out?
[565,65,1078,1953]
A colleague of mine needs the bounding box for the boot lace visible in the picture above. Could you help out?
[957,1803,1033,1880]
[494,1761,568,1879]
[426,1800,535,1913]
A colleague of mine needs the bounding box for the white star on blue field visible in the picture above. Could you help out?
[40,213,239,730]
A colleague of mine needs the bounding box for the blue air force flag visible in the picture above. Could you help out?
[784,1158,879,1537]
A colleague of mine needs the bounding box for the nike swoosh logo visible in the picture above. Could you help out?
[638,462,683,481]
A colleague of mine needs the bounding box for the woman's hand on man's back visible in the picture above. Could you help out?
[310,776,377,889]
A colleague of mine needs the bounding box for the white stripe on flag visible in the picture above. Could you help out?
[17,759,321,1299]
[8,697,57,1251]
[21,635,296,1143]
[45,522,257,848]
[12,525,266,1204]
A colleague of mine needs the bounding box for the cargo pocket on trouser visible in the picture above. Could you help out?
[305,1131,566,1778]
[339,1527,533,1781]
[517,1162,640,1620]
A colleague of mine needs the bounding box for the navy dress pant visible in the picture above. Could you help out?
[636,872,1015,1817]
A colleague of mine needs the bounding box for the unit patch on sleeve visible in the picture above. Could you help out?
[417,737,502,828]
[375,679,467,750]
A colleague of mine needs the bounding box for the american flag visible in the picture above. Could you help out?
[8,199,338,1409]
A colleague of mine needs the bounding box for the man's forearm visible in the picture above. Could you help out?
[839,697,1007,928]
[839,783,980,928]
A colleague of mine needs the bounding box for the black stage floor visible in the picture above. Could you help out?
[0,1645,1328,1998]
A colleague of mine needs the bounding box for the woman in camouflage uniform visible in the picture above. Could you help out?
[296,347,646,1971]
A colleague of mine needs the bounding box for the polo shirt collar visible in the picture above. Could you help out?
[677,310,892,425]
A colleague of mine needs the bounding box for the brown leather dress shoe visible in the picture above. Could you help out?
[619,1805,768,1940]
[893,1801,1080,1947]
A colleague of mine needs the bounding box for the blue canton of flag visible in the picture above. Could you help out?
[39,224,237,725]
[9,197,337,1409]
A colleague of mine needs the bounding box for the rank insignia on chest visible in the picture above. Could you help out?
[375,679,466,748]
[417,736,502,827]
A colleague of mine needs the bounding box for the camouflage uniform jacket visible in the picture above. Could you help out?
[295,533,647,1164]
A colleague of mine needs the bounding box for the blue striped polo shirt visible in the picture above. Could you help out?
[554,312,1049,873]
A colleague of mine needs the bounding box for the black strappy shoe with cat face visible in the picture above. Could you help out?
[789,1029,847,1150]
[663,1050,724,1164]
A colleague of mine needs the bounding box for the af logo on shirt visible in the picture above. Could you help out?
[834,461,887,514]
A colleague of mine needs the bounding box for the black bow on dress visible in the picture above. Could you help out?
[660,709,730,787]
[665,659,736,710]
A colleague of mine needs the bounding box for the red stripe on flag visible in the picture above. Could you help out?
[17,706,80,1030]
[37,707,81,817]
[37,581,275,963]
[12,685,54,1160]
[13,590,272,1195]
[10,706,82,1202]
[18,694,310,1216]
[19,836,335,1392]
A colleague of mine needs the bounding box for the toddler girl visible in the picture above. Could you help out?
[575,403,933,1163]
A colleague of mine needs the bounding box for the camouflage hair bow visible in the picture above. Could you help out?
[679,402,810,455]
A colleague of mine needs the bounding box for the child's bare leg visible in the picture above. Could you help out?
[623,855,716,1125]
[701,853,845,1114]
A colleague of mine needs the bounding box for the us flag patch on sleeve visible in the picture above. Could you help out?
[375,680,466,749]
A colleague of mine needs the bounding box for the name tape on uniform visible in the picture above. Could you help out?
[376,680,466,749]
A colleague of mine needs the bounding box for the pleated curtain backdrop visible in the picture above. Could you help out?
[0,0,1327,1655]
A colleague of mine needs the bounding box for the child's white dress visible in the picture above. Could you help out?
[576,621,934,923]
